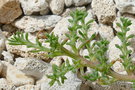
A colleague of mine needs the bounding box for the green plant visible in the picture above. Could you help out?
[8,10,135,88]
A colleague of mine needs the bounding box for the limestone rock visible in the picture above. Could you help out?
[114,0,135,14]
[112,61,127,75]
[49,0,65,15]
[41,71,82,90]
[0,78,16,90]
[64,0,73,7]
[2,51,14,64]
[107,36,133,62]
[15,85,40,90]
[64,0,91,7]
[14,15,61,32]
[14,57,51,79]
[0,29,6,56]
[6,33,49,61]
[113,17,135,50]
[92,0,116,24]
[0,61,3,75]
[0,0,22,24]
[98,24,114,41]
[19,0,49,15]
[52,17,70,43]
[62,6,86,17]
[1,61,35,86]
[50,56,63,66]
[73,0,92,6]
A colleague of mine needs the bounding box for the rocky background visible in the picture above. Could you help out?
[0,0,135,90]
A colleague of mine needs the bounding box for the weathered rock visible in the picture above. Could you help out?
[64,0,73,7]
[49,0,65,15]
[0,29,6,56]
[1,61,35,86]
[113,17,135,50]
[112,61,127,75]
[2,51,14,64]
[1,24,17,37]
[41,71,82,90]
[64,0,91,7]
[0,61,3,74]
[114,0,135,14]
[62,6,86,17]
[92,0,116,24]
[15,85,40,90]
[0,0,22,24]
[73,0,92,6]
[52,17,70,43]
[14,57,51,79]
[19,0,49,15]
[6,33,49,61]
[98,24,114,41]
[14,15,61,32]
[107,36,133,62]
[0,78,16,90]
[50,56,63,66]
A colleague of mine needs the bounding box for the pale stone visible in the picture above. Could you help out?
[0,29,6,56]
[73,0,91,6]
[15,85,40,90]
[64,0,91,7]
[1,61,35,86]
[98,24,114,41]
[113,17,135,50]
[112,61,127,75]
[0,79,16,90]
[19,0,49,15]
[41,71,82,90]
[0,0,22,24]
[52,17,70,43]
[14,15,61,32]
[107,36,134,62]
[49,0,65,15]
[114,0,135,14]
[6,33,49,61]
[2,51,14,64]
[92,0,116,24]
[50,56,63,66]
[14,57,51,79]
[62,6,86,17]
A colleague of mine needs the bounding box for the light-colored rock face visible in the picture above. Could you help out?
[0,61,3,74]
[62,6,86,17]
[114,0,135,14]
[92,0,116,24]
[98,24,114,41]
[2,51,14,64]
[64,0,91,7]
[14,57,51,79]
[19,0,49,15]
[113,17,135,50]
[107,36,134,62]
[0,29,6,56]
[112,61,127,75]
[49,0,65,15]
[73,0,91,6]
[1,61,35,86]
[14,15,61,32]
[0,78,16,90]
[41,71,82,90]
[0,0,22,24]
[15,85,40,90]
[107,36,122,62]
[52,17,70,43]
